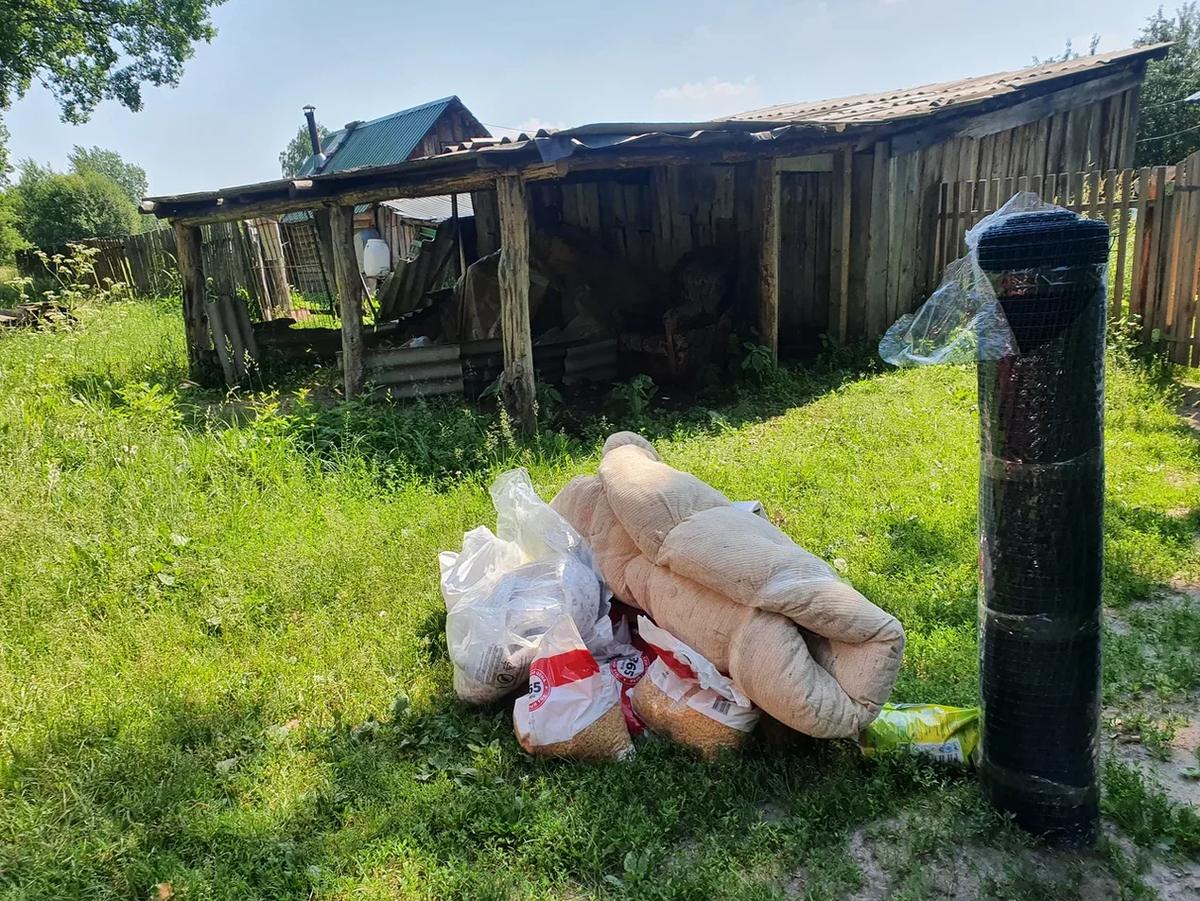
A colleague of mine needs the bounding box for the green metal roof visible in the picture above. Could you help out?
[297,97,456,177]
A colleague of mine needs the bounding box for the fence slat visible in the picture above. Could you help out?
[1144,167,1169,344]
[1114,170,1133,320]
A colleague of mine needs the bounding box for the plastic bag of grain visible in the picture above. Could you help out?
[440,469,610,705]
[513,615,634,759]
[631,617,759,757]
[590,616,654,736]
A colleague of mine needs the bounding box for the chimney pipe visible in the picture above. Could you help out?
[303,105,322,156]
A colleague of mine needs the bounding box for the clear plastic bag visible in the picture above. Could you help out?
[879,192,1062,367]
[440,469,611,704]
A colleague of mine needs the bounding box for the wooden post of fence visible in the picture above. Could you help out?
[331,204,364,399]
[832,147,853,343]
[755,158,781,359]
[173,221,214,384]
[495,174,537,436]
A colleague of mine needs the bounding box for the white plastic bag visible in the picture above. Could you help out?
[513,615,634,759]
[439,469,610,704]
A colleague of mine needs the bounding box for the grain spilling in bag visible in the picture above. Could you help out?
[591,616,653,737]
[513,615,634,760]
[439,469,610,704]
[631,617,759,757]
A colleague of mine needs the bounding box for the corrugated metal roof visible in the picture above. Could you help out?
[722,45,1170,126]
[297,97,456,177]
[382,194,474,222]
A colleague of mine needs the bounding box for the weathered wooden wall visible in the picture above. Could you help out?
[472,162,835,351]
[875,86,1142,336]
[469,85,1143,348]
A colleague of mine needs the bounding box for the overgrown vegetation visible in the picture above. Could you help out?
[0,294,1196,898]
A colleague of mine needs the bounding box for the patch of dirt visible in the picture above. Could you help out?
[1112,705,1200,809]
[840,816,1200,900]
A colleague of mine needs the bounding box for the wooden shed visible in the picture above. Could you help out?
[143,43,1168,432]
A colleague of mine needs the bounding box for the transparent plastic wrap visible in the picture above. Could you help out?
[439,469,611,705]
[879,193,1063,367]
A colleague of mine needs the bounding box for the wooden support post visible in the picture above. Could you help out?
[173,221,213,383]
[754,159,780,359]
[331,204,364,399]
[452,193,468,279]
[495,174,537,436]
[313,207,337,298]
[832,148,853,343]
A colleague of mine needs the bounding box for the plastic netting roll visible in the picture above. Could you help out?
[975,211,1110,847]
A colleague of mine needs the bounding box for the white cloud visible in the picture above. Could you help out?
[656,76,757,103]
[487,118,570,140]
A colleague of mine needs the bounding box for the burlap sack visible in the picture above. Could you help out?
[550,432,906,739]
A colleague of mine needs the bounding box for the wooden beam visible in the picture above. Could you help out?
[754,159,781,359]
[331,204,364,399]
[833,147,853,342]
[451,193,467,278]
[173,221,213,383]
[775,154,835,173]
[495,174,537,436]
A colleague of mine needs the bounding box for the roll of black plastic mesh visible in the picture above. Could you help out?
[975,210,1110,847]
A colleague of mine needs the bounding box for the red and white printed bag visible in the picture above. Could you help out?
[513,615,634,759]
[637,617,760,733]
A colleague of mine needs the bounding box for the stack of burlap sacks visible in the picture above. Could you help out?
[551,433,906,739]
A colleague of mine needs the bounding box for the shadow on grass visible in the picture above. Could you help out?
[0,685,975,901]
[170,341,887,488]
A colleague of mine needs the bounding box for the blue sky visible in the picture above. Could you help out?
[3,0,1164,196]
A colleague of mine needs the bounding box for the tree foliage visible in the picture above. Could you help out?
[1136,4,1200,166]
[67,146,147,205]
[279,122,330,177]
[1031,33,1100,66]
[17,168,138,248]
[0,0,226,124]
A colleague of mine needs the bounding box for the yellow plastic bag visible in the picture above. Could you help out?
[859,703,980,765]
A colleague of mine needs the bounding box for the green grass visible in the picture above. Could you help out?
[0,300,1198,899]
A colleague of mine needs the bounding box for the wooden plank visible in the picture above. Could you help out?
[1113,169,1133,320]
[833,147,853,342]
[846,152,874,338]
[775,154,835,173]
[898,157,922,315]
[258,218,292,315]
[936,181,950,275]
[1083,170,1099,220]
[173,221,212,383]
[1143,167,1169,344]
[495,175,536,435]
[1170,156,1198,363]
[331,204,364,399]
[1164,159,1187,357]
[918,142,945,297]
[886,155,906,325]
[1121,86,1141,169]
[754,159,781,358]
[865,141,891,336]
[1131,167,1152,321]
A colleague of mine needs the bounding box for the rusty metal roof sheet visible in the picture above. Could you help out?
[722,44,1171,127]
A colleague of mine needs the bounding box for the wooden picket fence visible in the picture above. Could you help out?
[936,157,1200,367]
[16,228,179,298]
